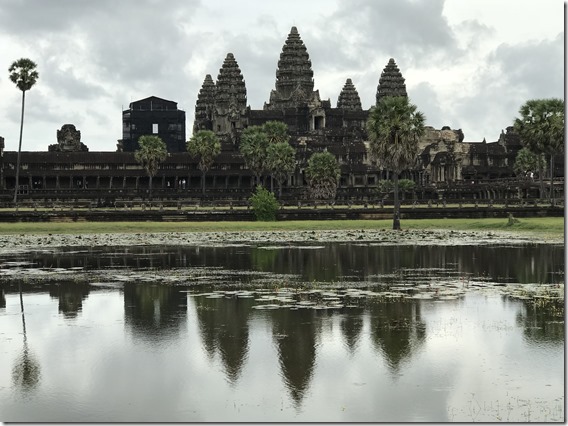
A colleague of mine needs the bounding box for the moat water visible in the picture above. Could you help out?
[0,242,564,422]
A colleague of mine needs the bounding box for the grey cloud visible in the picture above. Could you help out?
[491,33,563,99]
[450,33,564,141]
[325,0,461,68]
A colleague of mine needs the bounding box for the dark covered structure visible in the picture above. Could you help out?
[118,96,186,153]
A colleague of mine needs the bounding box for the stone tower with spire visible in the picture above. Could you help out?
[193,74,216,134]
[265,26,316,110]
[376,58,407,104]
[337,79,363,111]
[213,53,247,142]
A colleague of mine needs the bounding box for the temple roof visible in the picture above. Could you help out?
[266,26,315,109]
[337,78,362,111]
[376,58,407,104]
[215,53,247,109]
[194,74,216,117]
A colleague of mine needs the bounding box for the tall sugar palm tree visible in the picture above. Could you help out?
[367,96,425,230]
[239,126,269,186]
[187,130,221,195]
[9,58,39,205]
[514,98,564,203]
[135,135,168,200]
[266,141,296,198]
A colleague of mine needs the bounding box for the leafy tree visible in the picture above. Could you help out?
[513,98,564,202]
[9,58,39,205]
[239,126,269,186]
[263,120,289,144]
[377,179,394,193]
[134,135,168,200]
[367,96,425,230]
[513,147,546,178]
[249,185,279,221]
[266,142,296,198]
[305,151,341,200]
[187,130,221,195]
[398,178,416,200]
[375,178,415,201]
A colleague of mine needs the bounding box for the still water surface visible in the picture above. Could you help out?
[0,243,564,422]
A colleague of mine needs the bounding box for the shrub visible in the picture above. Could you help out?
[249,186,279,221]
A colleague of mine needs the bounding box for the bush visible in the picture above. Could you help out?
[249,186,279,221]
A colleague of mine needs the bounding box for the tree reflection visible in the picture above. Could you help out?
[12,282,41,393]
[123,282,187,339]
[369,300,425,373]
[193,295,254,384]
[271,308,317,407]
[340,308,365,353]
[0,285,6,309]
[48,281,90,319]
[516,298,564,344]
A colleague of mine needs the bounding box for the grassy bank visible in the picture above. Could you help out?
[0,217,563,238]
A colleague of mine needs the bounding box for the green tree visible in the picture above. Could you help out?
[9,58,39,205]
[513,98,564,202]
[513,147,546,178]
[305,151,341,200]
[134,135,168,200]
[263,120,289,144]
[187,130,221,195]
[249,185,279,221]
[398,178,416,201]
[266,142,296,198]
[367,96,425,230]
[239,126,269,186]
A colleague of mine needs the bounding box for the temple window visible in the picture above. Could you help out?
[152,123,158,133]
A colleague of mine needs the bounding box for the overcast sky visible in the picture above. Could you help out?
[0,0,564,152]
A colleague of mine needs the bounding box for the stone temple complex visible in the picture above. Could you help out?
[0,26,563,206]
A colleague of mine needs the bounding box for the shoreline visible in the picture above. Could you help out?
[0,228,562,255]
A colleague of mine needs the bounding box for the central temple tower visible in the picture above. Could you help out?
[264,26,316,110]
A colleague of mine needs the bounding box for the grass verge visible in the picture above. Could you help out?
[0,217,563,238]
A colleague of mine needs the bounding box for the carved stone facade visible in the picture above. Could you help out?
[49,124,89,152]
[0,27,558,204]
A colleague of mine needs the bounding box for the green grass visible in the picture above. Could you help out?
[0,217,562,238]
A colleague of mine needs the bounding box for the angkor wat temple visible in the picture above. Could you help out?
[0,27,562,205]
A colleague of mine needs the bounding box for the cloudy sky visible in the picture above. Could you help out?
[0,0,564,152]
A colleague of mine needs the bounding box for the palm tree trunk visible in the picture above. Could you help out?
[149,175,153,201]
[393,173,401,230]
[202,171,206,196]
[538,162,545,200]
[550,154,555,205]
[13,90,26,205]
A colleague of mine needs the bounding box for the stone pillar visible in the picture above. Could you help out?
[135,177,139,190]
[109,176,113,189]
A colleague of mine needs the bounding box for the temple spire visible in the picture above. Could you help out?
[337,78,362,111]
[376,58,407,104]
[265,26,315,109]
[213,53,248,139]
[193,74,216,134]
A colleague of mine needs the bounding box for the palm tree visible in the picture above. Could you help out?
[367,96,425,230]
[514,98,564,203]
[9,58,39,205]
[187,130,221,195]
[239,126,269,186]
[263,121,291,191]
[134,135,168,200]
[266,142,296,198]
[305,151,341,200]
